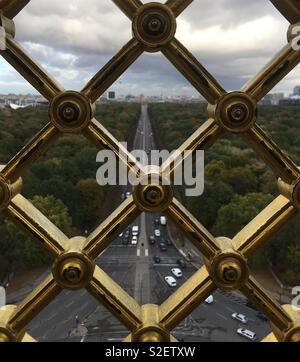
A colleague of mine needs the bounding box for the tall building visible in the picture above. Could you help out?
[293,86,300,96]
[108,91,116,101]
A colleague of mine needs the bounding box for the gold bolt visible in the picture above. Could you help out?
[0,332,10,342]
[62,262,83,284]
[144,186,163,205]
[139,330,164,342]
[217,259,242,284]
[227,103,248,123]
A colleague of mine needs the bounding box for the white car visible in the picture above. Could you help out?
[160,216,167,225]
[132,226,139,236]
[205,295,214,304]
[237,328,257,341]
[165,276,177,287]
[126,192,131,198]
[154,229,161,237]
[131,236,138,245]
[171,268,183,278]
[232,313,248,324]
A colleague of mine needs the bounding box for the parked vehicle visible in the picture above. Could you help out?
[237,328,257,341]
[154,218,160,226]
[160,216,167,225]
[121,193,126,200]
[132,226,139,236]
[232,313,248,324]
[119,232,123,238]
[177,259,187,268]
[149,235,155,245]
[159,243,167,252]
[126,191,131,198]
[131,236,138,245]
[256,311,268,322]
[154,229,161,237]
[172,268,183,278]
[165,276,177,287]
[124,229,130,238]
[205,295,214,304]
[153,255,161,264]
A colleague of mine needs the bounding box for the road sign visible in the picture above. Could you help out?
[0,287,6,307]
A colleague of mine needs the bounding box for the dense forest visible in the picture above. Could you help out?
[0,103,140,278]
[149,103,300,284]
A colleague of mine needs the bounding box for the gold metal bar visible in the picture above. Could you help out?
[261,332,278,342]
[159,266,215,330]
[1,123,59,182]
[0,0,30,19]
[162,38,226,104]
[111,0,142,19]
[8,274,61,333]
[0,37,64,100]
[86,266,142,330]
[21,333,37,342]
[166,198,221,259]
[165,0,193,17]
[162,118,222,178]
[233,195,296,257]
[242,43,300,101]
[270,0,300,24]
[82,39,143,103]
[243,124,300,183]
[84,196,141,259]
[240,276,292,333]
[83,117,144,178]
[5,194,69,256]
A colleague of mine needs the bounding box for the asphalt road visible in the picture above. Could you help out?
[23,105,271,342]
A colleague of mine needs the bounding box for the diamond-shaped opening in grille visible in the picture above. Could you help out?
[0,61,48,164]
[27,289,100,342]
[170,289,272,342]
[257,72,300,166]
[14,0,131,92]
[174,0,288,92]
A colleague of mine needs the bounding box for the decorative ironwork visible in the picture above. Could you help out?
[0,0,299,342]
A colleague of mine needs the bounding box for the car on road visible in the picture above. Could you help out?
[172,268,183,278]
[153,255,161,264]
[165,276,177,287]
[160,216,167,225]
[126,191,131,198]
[177,259,187,268]
[121,193,126,200]
[131,236,138,245]
[124,229,130,237]
[132,226,139,236]
[154,218,160,226]
[237,328,257,341]
[232,313,248,324]
[154,229,161,237]
[159,242,167,252]
[119,232,123,238]
[149,235,155,245]
[205,295,214,304]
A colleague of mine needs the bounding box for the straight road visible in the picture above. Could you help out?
[21,105,271,342]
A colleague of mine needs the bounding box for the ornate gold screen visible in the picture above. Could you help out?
[0,0,300,343]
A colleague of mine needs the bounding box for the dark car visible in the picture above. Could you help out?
[177,259,187,268]
[159,243,167,252]
[153,255,161,264]
[123,236,130,245]
[256,311,268,322]
[149,235,155,245]
[124,229,130,237]
[154,218,160,226]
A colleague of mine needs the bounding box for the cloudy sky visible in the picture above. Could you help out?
[0,0,299,96]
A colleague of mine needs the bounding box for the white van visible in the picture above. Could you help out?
[160,216,167,225]
[132,226,139,236]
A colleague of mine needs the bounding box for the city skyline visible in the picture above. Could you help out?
[1,0,300,96]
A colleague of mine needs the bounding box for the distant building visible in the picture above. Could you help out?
[260,93,284,105]
[279,95,300,105]
[293,86,300,96]
[108,91,116,100]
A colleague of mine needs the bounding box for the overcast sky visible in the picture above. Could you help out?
[0,0,299,96]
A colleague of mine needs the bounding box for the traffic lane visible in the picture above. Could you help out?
[28,289,99,341]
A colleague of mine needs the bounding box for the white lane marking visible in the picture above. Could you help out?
[216,312,228,321]
[179,250,187,257]
[65,301,74,308]
[225,306,235,313]
[137,249,140,257]
[145,249,149,257]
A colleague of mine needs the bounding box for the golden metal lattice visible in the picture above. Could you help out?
[0,0,300,342]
